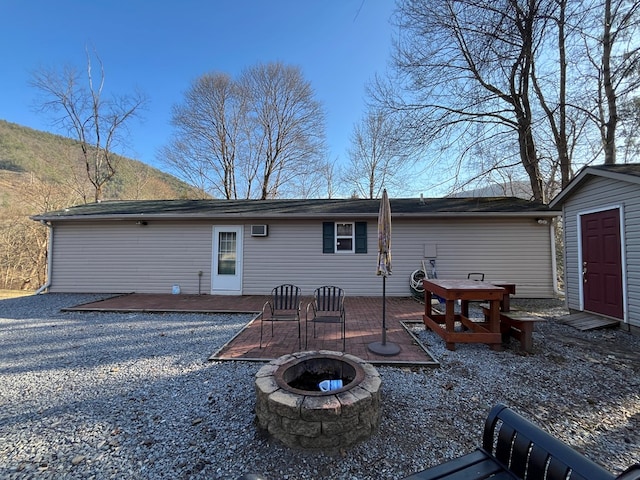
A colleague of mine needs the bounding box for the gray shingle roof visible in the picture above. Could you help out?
[32,197,558,222]
[549,163,640,207]
[588,163,640,178]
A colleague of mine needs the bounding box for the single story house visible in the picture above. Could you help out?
[32,197,560,298]
[550,163,640,332]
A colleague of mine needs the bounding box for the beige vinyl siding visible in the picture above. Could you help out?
[392,218,555,298]
[48,216,556,298]
[242,220,375,296]
[49,221,213,294]
[562,176,640,327]
[242,217,556,297]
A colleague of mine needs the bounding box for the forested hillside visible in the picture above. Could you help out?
[0,120,200,290]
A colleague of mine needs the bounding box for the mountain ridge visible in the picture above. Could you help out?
[0,119,200,203]
[0,119,201,290]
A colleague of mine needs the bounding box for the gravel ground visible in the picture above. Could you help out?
[0,293,638,479]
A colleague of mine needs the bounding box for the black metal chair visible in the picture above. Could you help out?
[259,284,302,348]
[305,286,346,351]
[467,272,485,281]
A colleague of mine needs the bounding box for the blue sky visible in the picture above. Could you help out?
[1,1,398,181]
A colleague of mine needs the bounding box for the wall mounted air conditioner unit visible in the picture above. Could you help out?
[251,224,268,237]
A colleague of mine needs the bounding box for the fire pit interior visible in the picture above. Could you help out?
[280,355,361,393]
[255,351,381,450]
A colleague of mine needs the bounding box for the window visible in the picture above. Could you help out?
[323,222,367,254]
[217,231,237,275]
[336,222,354,252]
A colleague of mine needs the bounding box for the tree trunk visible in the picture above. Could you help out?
[557,0,570,187]
[518,120,544,202]
[602,0,617,164]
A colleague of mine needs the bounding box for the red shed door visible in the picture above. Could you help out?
[581,208,623,319]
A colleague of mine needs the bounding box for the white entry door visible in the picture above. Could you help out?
[212,226,243,295]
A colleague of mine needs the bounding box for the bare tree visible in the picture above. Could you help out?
[579,0,640,164]
[239,62,326,199]
[344,110,408,199]
[163,62,326,199]
[320,157,342,199]
[531,0,571,189]
[30,48,146,202]
[0,174,74,290]
[381,0,554,201]
[618,95,640,160]
[162,73,244,199]
[369,0,639,201]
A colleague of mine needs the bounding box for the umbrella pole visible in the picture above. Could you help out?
[367,275,401,356]
[382,276,386,344]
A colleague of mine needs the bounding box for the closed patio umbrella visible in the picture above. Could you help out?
[368,189,401,356]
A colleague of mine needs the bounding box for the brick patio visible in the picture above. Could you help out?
[68,293,440,366]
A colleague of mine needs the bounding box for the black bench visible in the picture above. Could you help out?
[403,403,640,480]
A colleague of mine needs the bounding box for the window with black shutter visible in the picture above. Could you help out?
[322,221,367,254]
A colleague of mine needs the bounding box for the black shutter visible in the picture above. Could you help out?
[355,222,367,253]
[323,222,334,253]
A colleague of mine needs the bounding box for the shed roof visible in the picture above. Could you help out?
[32,197,559,222]
[550,163,640,208]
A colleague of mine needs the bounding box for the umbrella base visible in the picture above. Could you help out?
[367,341,401,356]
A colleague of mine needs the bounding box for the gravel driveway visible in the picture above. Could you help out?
[1,293,638,479]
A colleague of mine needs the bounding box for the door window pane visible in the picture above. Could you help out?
[218,232,236,275]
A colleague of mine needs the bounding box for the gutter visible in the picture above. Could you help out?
[32,211,562,222]
[35,221,53,294]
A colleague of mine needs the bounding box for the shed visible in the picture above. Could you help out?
[550,163,640,331]
[32,197,560,298]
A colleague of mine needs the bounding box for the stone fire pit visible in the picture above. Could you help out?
[254,351,381,450]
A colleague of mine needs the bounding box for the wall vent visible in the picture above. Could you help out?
[251,224,268,237]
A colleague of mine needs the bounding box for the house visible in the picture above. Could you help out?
[550,163,640,332]
[32,197,560,298]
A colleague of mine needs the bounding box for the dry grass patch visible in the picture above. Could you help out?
[0,290,34,300]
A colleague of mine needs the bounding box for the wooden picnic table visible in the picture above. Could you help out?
[422,279,506,351]
[490,281,516,312]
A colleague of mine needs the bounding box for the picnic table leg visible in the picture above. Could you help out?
[501,293,511,312]
[445,300,456,351]
[461,299,469,318]
[520,322,535,352]
[489,298,502,351]
[425,290,433,317]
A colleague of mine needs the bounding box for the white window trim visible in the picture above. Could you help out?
[335,222,355,253]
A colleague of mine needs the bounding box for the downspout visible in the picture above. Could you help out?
[35,220,53,294]
[550,219,559,296]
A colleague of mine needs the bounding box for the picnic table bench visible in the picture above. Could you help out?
[403,403,640,480]
[479,304,545,352]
